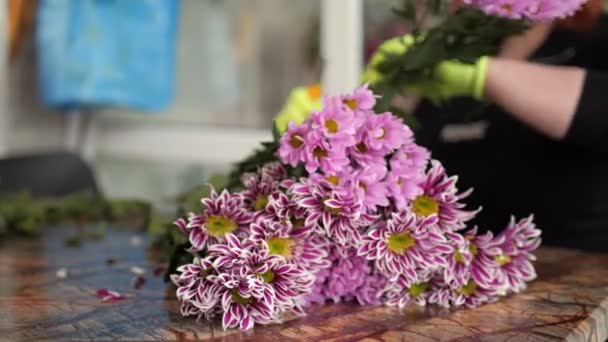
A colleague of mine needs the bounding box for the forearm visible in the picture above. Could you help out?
[484,58,586,140]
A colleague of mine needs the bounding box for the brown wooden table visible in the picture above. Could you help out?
[0,226,607,341]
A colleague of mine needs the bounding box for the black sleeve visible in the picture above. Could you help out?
[564,70,608,147]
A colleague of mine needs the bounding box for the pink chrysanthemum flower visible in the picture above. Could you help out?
[358,212,453,282]
[413,161,479,231]
[386,168,425,212]
[341,84,377,112]
[250,219,331,273]
[390,143,431,174]
[302,131,350,174]
[362,112,411,153]
[463,0,586,21]
[175,189,252,251]
[352,164,389,213]
[493,216,541,293]
[278,121,310,167]
[311,97,357,147]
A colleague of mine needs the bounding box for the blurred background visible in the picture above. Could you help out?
[1,0,411,212]
[3,0,608,214]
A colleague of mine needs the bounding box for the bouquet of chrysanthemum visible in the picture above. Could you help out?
[170,86,541,330]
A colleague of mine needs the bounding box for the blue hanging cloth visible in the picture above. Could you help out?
[36,0,179,112]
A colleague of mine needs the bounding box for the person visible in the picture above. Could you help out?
[392,0,608,251]
[275,1,608,251]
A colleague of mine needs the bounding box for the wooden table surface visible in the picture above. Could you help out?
[0,226,607,342]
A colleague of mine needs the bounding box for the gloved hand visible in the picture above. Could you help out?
[274,84,323,134]
[362,34,490,102]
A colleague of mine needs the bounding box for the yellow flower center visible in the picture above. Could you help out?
[231,290,252,306]
[325,119,339,133]
[409,282,429,297]
[313,147,328,159]
[257,270,276,283]
[267,237,296,258]
[289,134,304,148]
[254,195,269,211]
[412,195,440,217]
[376,128,386,139]
[459,280,477,296]
[387,232,416,255]
[344,99,357,110]
[501,4,513,13]
[307,84,322,99]
[356,142,368,153]
[206,215,238,238]
[325,175,340,185]
[495,254,512,266]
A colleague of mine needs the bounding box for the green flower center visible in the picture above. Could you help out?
[231,290,252,306]
[323,197,341,215]
[409,282,429,297]
[289,133,304,148]
[412,195,439,217]
[454,243,478,264]
[495,254,512,266]
[267,237,296,258]
[254,195,269,211]
[459,280,477,296]
[313,147,328,159]
[325,119,339,133]
[387,232,416,255]
[257,270,276,283]
[206,215,238,238]
[344,99,357,110]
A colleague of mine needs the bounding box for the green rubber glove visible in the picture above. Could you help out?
[362,35,416,85]
[274,84,323,134]
[362,34,489,102]
[418,57,490,102]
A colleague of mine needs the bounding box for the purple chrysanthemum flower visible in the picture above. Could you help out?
[291,180,375,247]
[352,165,389,213]
[381,270,434,308]
[358,212,453,282]
[175,189,252,251]
[305,247,386,305]
[171,257,225,319]
[197,234,315,330]
[250,219,331,273]
[386,168,425,212]
[361,112,411,153]
[494,216,541,293]
[463,0,586,21]
[311,97,358,147]
[443,228,503,289]
[413,161,479,231]
[390,143,431,174]
[278,121,310,167]
[341,84,377,112]
[302,130,350,174]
